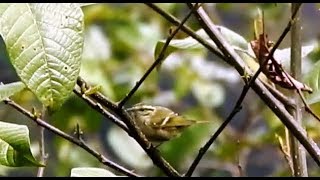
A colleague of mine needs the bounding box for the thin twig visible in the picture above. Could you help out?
[251,6,320,123]
[75,4,203,176]
[150,2,320,169]
[37,106,48,177]
[76,75,179,177]
[118,3,201,108]
[183,3,320,176]
[262,81,296,109]
[144,3,225,61]
[236,140,244,177]
[146,2,320,174]
[73,86,129,132]
[253,8,320,123]
[77,77,118,111]
[276,133,294,172]
[233,49,296,109]
[185,3,300,176]
[185,82,243,176]
[244,4,301,98]
[3,98,140,177]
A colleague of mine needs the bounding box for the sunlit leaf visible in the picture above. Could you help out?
[191,79,225,108]
[246,42,316,89]
[0,3,84,111]
[106,127,152,170]
[0,81,26,101]
[154,26,248,64]
[304,51,320,105]
[273,44,315,73]
[195,55,241,83]
[0,121,43,167]
[253,8,263,40]
[70,167,117,177]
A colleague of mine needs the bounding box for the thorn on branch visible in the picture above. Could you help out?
[74,123,84,140]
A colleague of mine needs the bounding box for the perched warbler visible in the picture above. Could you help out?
[126,103,210,145]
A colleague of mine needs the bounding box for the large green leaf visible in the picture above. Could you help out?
[298,42,320,106]
[0,121,43,167]
[70,167,117,177]
[0,81,26,101]
[0,3,84,111]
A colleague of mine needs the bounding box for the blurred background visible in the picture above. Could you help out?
[1,3,320,177]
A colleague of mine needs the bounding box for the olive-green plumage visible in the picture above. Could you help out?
[126,103,209,145]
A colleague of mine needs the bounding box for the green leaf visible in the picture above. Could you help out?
[154,26,248,62]
[0,81,26,101]
[304,59,320,105]
[302,43,320,105]
[70,167,117,177]
[0,4,84,111]
[0,121,43,167]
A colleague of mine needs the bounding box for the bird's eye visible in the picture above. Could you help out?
[139,109,153,116]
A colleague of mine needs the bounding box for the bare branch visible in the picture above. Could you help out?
[3,98,140,177]
[185,82,243,176]
[75,5,205,176]
[73,84,129,132]
[181,3,320,176]
[144,3,225,60]
[76,77,180,176]
[118,3,201,108]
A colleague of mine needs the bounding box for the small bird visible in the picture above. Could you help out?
[126,103,210,146]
